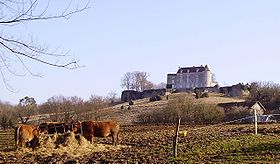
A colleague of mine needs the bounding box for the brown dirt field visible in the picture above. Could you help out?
[1,94,267,163]
[1,123,280,163]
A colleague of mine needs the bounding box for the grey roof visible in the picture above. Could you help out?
[177,65,210,73]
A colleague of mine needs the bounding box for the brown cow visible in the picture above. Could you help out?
[74,120,120,145]
[15,124,39,149]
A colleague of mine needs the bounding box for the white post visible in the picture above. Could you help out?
[254,108,257,135]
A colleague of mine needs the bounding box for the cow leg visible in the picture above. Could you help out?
[112,135,115,146]
[85,135,94,144]
[84,134,94,144]
[20,141,24,148]
[19,142,22,148]
[89,135,94,144]
[116,132,119,145]
[111,129,119,146]
[112,132,118,146]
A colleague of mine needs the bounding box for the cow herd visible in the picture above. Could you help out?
[14,120,120,149]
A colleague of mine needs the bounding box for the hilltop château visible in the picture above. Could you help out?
[121,65,247,102]
[167,65,217,91]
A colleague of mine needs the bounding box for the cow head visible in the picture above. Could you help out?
[69,120,82,134]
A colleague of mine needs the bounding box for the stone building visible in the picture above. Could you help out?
[167,65,216,91]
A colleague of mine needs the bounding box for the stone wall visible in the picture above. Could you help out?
[121,89,166,102]
[220,83,249,97]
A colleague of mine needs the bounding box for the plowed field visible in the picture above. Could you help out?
[1,123,280,163]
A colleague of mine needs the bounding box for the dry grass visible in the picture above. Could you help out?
[194,95,245,105]
[12,132,127,158]
[88,92,245,124]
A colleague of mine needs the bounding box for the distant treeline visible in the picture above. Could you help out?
[0,94,120,130]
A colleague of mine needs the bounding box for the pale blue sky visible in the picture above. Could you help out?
[2,0,280,104]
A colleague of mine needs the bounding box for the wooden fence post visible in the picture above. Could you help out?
[173,117,181,158]
[254,108,258,135]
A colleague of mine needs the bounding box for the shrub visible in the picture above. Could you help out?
[201,92,209,98]
[137,107,178,124]
[149,95,162,102]
[194,90,202,99]
[192,104,225,124]
[129,100,134,105]
[194,88,209,99]
[224,106,251,122]
[0,115,16,130]
[137,95,224,124]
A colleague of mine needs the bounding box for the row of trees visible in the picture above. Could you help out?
[248,81,280,110]
[0,93,120,130]
[120,71,166,92]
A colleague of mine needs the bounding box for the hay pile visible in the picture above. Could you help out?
[18,132,125,158]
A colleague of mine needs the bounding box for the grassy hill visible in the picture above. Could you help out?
[95,92,245,125]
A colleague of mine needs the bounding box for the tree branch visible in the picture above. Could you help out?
[0,0,90,24]
[0,0,89,87]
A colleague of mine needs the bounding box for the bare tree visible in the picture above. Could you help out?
[40,95,82,122]
[0,0,90,89]
[18,96,37,124]
[106,91,119,104]
[88,95,107,110]
[134,71,155,91]
[145,80,155,90]
[133,71,144,91]
[121,71,154,91]
[121,72,134,90]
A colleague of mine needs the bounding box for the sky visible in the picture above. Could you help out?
[1,0,280,105]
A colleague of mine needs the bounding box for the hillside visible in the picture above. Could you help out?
[94,93,245,125]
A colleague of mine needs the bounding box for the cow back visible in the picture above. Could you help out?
[15,124,39,148]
